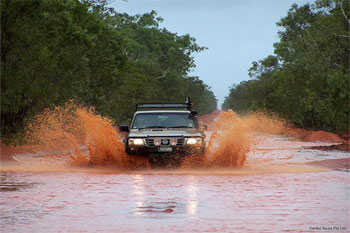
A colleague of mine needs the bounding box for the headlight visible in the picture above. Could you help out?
[186,138,202,145]
[128,138,145,146]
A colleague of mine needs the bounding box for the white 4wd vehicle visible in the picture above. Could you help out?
[119,99,206,167]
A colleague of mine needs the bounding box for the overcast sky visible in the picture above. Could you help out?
[109,0,311,108]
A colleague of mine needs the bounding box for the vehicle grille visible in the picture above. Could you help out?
[146,137,184,146]
[147,138,154,146]
[177,138,184,146]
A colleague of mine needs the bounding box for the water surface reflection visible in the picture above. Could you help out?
[0,171,348,232]
[186,175,198,215]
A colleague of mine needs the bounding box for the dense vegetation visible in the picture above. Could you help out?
[1,0,217,139]
[222,0,349,132]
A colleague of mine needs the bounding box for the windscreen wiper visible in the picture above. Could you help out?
[168,126,193,128]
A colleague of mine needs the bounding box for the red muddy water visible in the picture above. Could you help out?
[1,104,349,232]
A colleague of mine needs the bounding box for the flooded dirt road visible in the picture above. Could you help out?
[1,133,349,233]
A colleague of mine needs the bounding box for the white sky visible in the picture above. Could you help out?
[109,0,312,108]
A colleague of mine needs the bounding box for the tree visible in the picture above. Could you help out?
[223,0,349,132]
[1,0,217,140]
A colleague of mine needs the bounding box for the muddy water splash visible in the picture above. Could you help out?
[203,110,251,167]
[242,111,288,135]
[19,104,290,169]
[182,110,288,168]
[24,101,133,167]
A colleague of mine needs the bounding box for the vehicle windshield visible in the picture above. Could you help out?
[132,112,195,129]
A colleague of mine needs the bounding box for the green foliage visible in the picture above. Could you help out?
[223,0,349,132]
[1,0,217,139]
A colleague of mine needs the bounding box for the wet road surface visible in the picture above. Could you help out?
[1,134,349,233]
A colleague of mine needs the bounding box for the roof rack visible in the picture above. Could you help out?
[136,103,192,110]
[136,97,193,111]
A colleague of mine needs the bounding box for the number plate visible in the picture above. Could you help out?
[158,147,173,152]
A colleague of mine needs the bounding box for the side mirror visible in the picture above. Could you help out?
[119,125,129,132]
[190,110,198,116]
